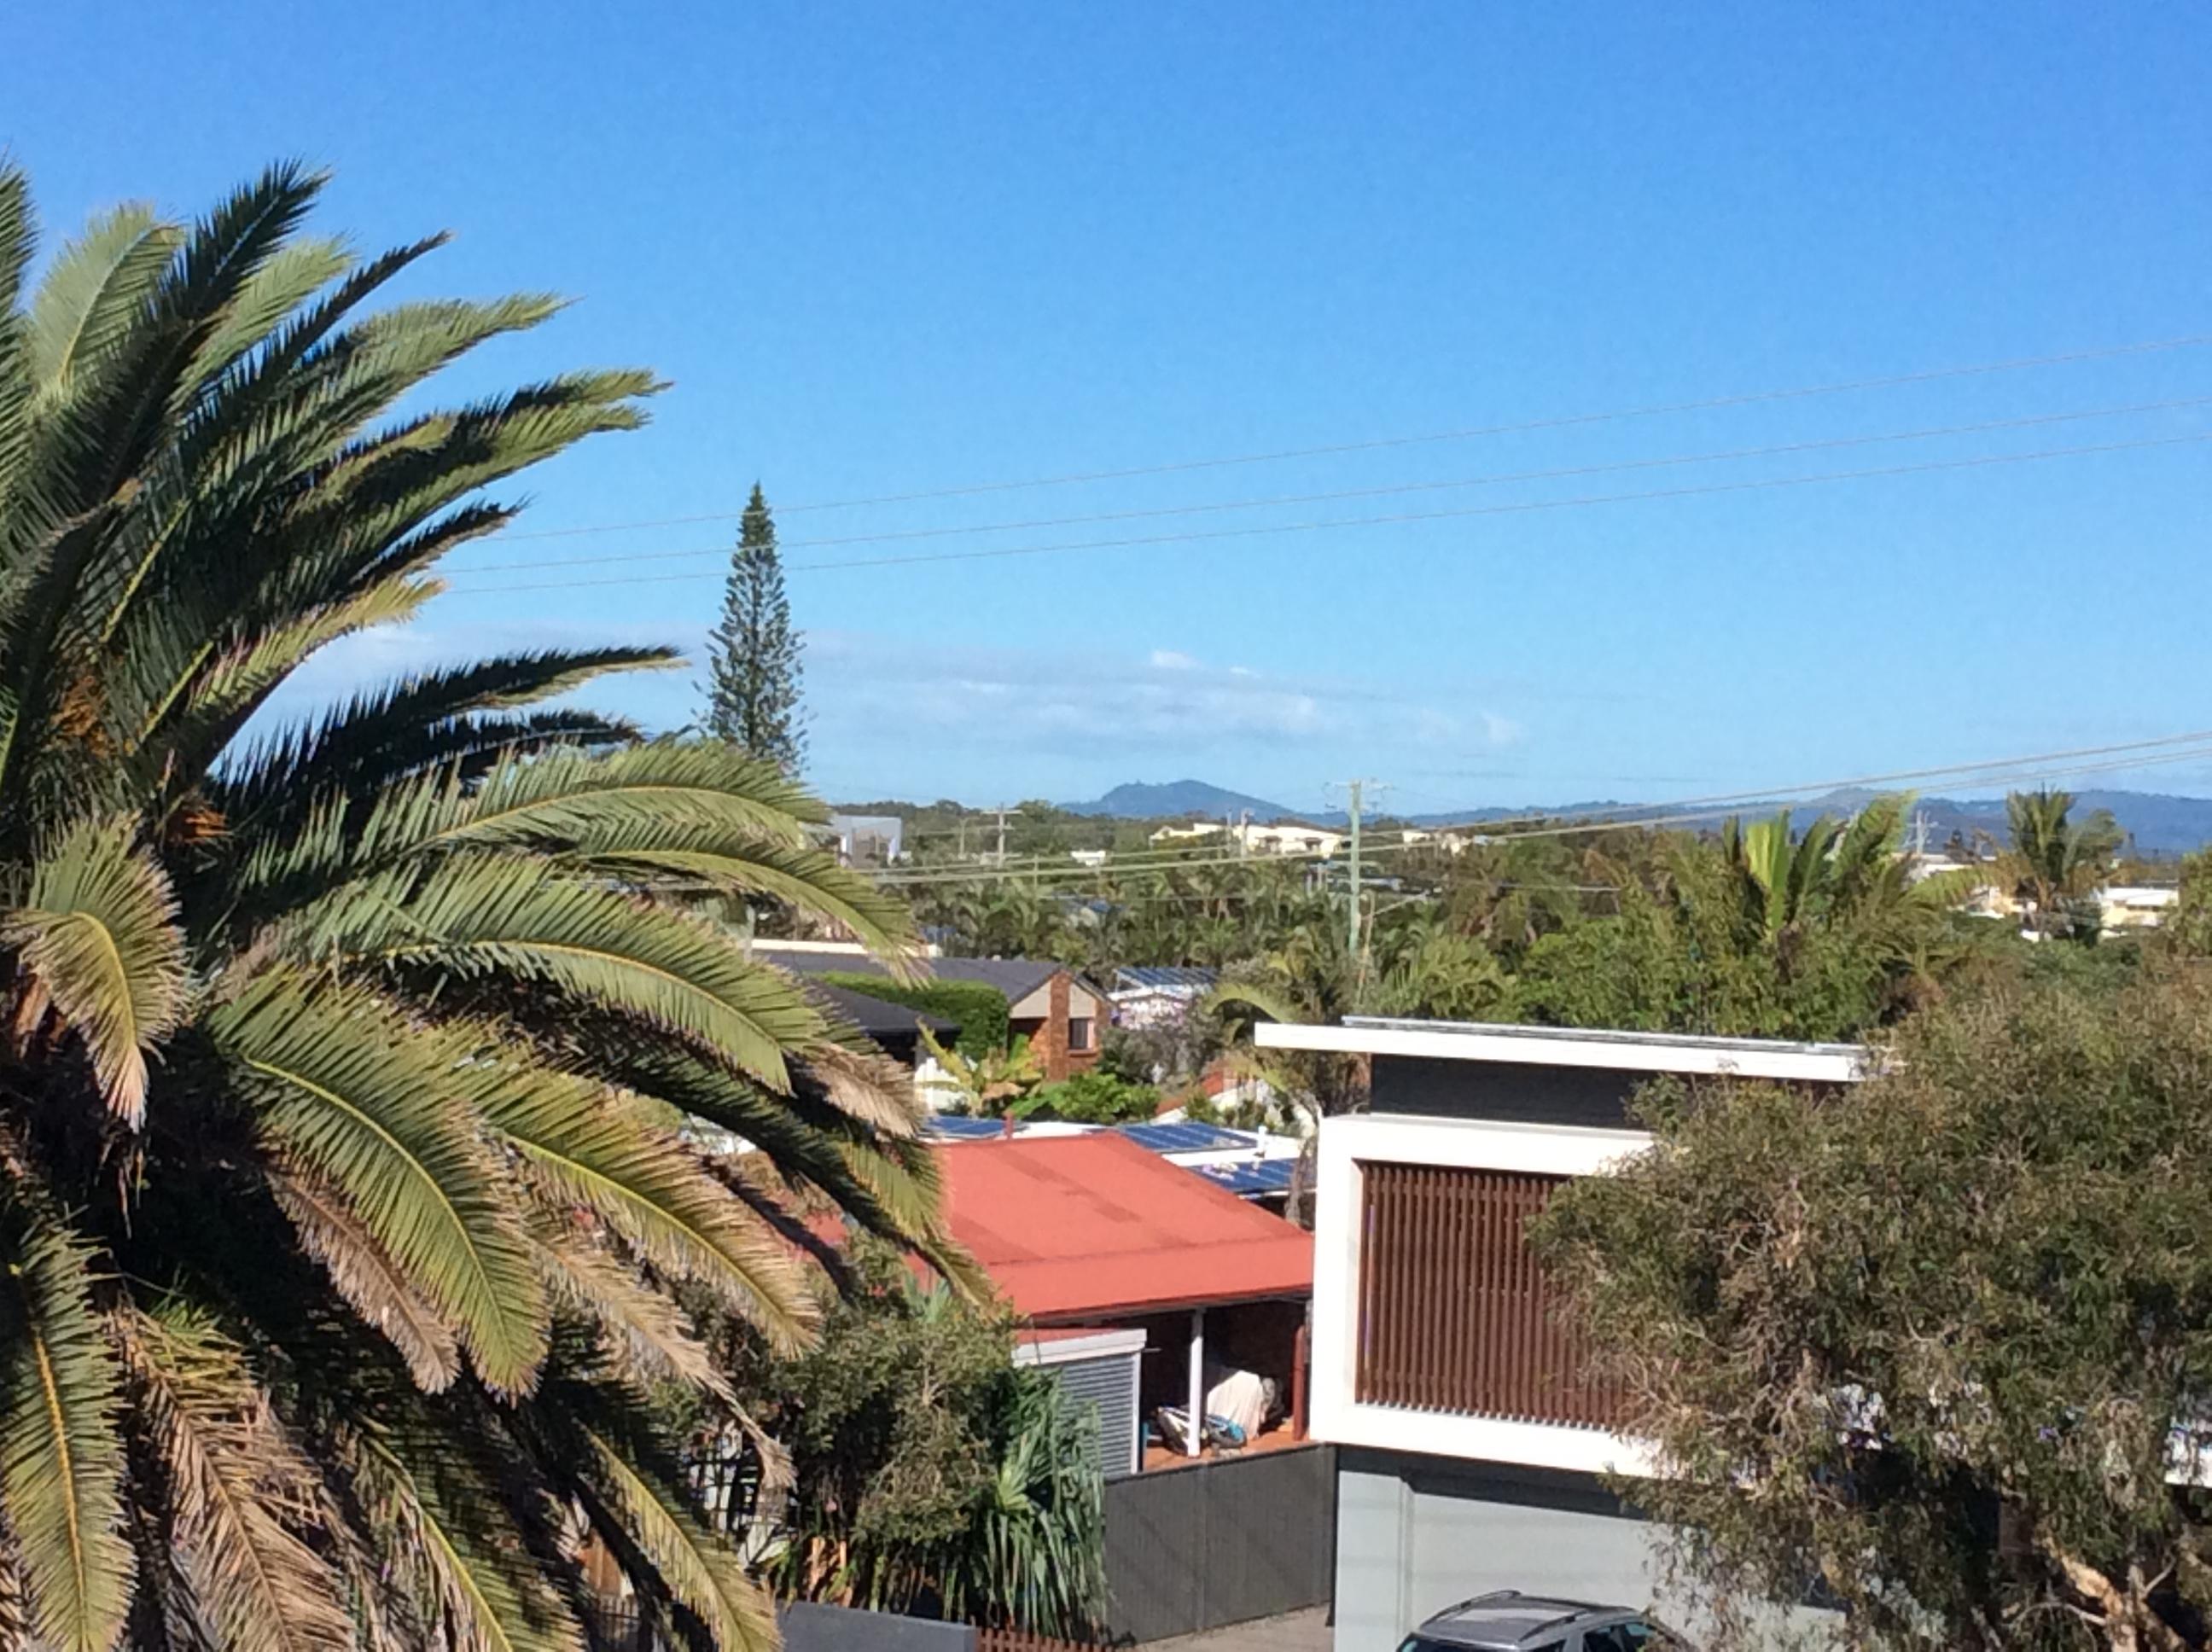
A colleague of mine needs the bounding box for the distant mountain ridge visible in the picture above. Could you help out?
[1059,780,2212,855]
[1059,779,1296,820]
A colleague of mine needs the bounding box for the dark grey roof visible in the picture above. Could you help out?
[1114,965,1219,992]
[805,982,954,1039]
[757,947,1065,1003]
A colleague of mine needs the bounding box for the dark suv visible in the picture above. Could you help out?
[1399,1591,1689,1652]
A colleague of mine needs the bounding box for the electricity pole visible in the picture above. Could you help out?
[1328,780,1385,957]
[993,806,1008,867]
[1345,782,1364,956]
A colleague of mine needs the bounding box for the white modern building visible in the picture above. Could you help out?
[1255,1015,1870,1649]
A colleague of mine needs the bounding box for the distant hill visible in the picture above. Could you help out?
[1060,779,1298,821]
[1379,787,2212,858]
[1061,779,2212,855]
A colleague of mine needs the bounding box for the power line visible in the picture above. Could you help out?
[869,732,2212,890]
[1391,729,2212,840]
[444,428,2212,595]
[485,330,2212,540]
[873,726,2212,884]
[461,395,2212,576]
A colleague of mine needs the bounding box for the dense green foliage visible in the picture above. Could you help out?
[686,1244,1107,1637]
[819,974,1011,1058]
[2167,850,2212,957]
[705,484,806,774]
[1534,970,2212,1652]
[0,163,963,1652]
[1019,1070,1160,1124]
[904,794,2162,1063]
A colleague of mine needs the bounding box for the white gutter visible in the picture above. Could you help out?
[1257,1019,1871,1085]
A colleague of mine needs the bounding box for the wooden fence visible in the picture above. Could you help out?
[1355,1162,1621,1428]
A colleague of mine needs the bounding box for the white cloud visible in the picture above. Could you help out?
[1481,711,1526,746]
[800,632,1490,764]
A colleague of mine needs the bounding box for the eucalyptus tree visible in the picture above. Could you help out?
[0,162,964,1652]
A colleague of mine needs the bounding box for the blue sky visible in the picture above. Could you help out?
[9,3,2212,814]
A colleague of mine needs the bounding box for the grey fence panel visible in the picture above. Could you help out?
[587,1599,979,1652]
[782,1603,981,1652]
[1103,1444,1336,1643]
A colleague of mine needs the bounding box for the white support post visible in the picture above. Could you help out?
[1186,1306,1207,1458]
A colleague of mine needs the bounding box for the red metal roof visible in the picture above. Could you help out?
[938,1133,1313,1321]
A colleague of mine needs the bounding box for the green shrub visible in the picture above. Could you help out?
[819,974,1011,1058]
[1022,1070,1160,1125]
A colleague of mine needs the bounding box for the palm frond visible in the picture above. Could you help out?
[575,840,919,966]
[294,857,827,1093]
[352,1434,583,1652]
[482,1068,817,1354]
[0,1201,132,1652]
[120,574,437,794]
[528,1228,732,1403]
[418,740,823,854]
[207,972,546,1395]
[116,1304,352,1652]
[25,203,178,397]
[0,164,33,518]
[4,815,184,1126]
[571,1424,775,1652]
[218,646,673,831]
[267,1170,462,1391]
[620,1043,979,1300]
[178,235,351,398]
[791,1041,925,1140]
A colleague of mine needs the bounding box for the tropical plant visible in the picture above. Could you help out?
[2000,787,2123,941]
[714,1242,1107,1637]
[917,1027,1044,1114]
[1534,972,2212,1652]
[0,161,965,1652]
[1016,1070,1159,1125]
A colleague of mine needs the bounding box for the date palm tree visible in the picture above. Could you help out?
[1999,786,2122,940]
[0,161,964,1652]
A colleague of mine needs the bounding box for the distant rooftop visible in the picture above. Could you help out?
[806,981,953,1040]
[1195,1157,1295,1199]
[1115,1120,1254,1155]
[1112,965,1220,992]
[1260,1015,1871,1084]
[756,945,1068,1003]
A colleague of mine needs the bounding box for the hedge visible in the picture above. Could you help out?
[818,973,1011,1059]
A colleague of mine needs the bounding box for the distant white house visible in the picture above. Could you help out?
[828,813,905,864]
[1069,847,1110,868]
[2100,885,2180,929]
[1109,964,1219,1029]
[1148,820,1226,846]
[1897,853,2183,934]
[1234,821,1345,858]
[1397,827,1476,856]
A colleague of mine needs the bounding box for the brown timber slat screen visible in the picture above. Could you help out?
[1354,1162,1621,1428]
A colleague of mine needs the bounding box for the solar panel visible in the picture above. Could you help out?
[1115,1121,1253,1154]
[1194,1159,1296,1196]
[924,1115,1012,1139]
[1114,965,1220,991]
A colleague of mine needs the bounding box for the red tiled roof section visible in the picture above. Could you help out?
[939,1133,1313,1321]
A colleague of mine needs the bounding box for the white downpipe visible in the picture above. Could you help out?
[1187,1306,1207,1458]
